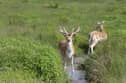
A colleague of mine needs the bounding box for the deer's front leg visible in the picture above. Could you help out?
[63,57,67,69]
[88,46,91,55]
[71,56,74,73]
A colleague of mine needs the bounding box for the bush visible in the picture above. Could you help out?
[0,69,40,83]
[0,38,68,83]
[74,34,89,55]
[84,36,126,83]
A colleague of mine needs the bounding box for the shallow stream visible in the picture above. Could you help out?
[65,56,88,83]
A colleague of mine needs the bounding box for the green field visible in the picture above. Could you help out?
[0,0,126,83]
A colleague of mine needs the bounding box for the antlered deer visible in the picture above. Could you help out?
[88,21,107,54]
[59,27,80,72]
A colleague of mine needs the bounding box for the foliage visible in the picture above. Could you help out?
[84,35,126,83]
[0,38,68,83]
[0,69,41,83]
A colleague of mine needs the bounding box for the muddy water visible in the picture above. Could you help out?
[65,56,88,83]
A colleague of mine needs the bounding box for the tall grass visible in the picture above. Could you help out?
[0,38,68,83]
[0,69,40,83]
[84,31,126,83]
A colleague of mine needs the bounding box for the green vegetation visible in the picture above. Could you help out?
[0,69,39,83]
[0,0,125,83]
[84,35,126,83]
[0,38,68,83]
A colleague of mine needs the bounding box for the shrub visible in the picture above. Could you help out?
[74,34,88,55]
[84,36,126,83]
[0,69,40,83]
[0,38,68,83]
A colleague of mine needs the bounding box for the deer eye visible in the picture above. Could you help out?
[68,33,71,36]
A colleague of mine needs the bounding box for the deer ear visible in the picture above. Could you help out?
[63,33,67,36]
[72,27,80,36]
[72,32,78,37]
[72,33,76,37]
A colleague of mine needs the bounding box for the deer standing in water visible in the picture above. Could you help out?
[59,27,80,72]
[88,21,107,54]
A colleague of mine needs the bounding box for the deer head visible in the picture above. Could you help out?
[96,21,104,31]
[59,26,80,42]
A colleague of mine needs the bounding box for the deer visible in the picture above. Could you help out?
[58,27,80,73]
[88,21,107,54]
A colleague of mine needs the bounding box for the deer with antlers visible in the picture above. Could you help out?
[58,27,80,72]
[88,21,107,54]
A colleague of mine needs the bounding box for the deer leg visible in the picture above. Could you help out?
[90,45,94,54]
[64,57,67,69]
[71,56,74,73]
[64,61,66,69]
[88,39,92,55]
[88,46,91,55]
[91,42,97,54]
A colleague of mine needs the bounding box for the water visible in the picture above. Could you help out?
[65,56,88,83]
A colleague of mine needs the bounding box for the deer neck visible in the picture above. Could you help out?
[100,28,104,32]
[66,40,74,57]
[67,40,73,48]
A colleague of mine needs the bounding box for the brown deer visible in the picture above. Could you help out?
[59,27,80,72]
[88,21,107,54]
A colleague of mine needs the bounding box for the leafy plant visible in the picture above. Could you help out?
[0,38,68,83]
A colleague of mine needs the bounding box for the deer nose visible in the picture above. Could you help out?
[67,39,71,42]
[67,40,70,42]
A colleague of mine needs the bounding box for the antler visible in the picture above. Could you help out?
[72,27,80,35]
[97,21,101,25]
[59,26,68,35]
[63,27,68,34]
[72,28,75,32]
[101,21,104,24]
[97,21,105,25]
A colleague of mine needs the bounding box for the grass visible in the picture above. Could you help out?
[84,33,126,83]
[0,38,68,83]
[0,0,125,83]
[0,69,40,83]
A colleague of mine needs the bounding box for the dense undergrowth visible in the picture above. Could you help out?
[0,38,68,83]
[84,34,126,83]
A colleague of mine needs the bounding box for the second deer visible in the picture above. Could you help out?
[88,21,107,54]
